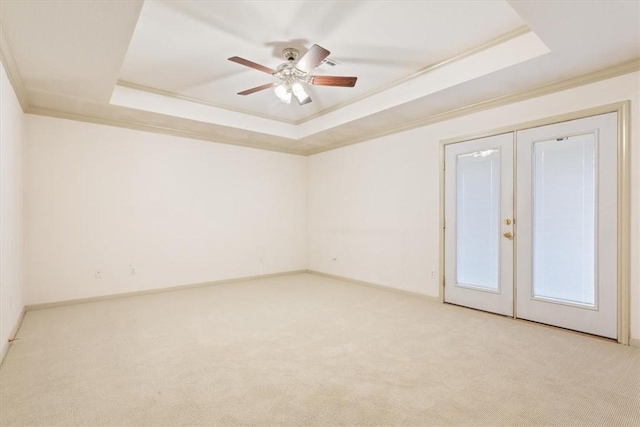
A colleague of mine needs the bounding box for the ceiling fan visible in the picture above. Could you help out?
[228,44,357,105]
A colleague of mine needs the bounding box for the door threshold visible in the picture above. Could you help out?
[513,317,617,344]
[444,301,618,344]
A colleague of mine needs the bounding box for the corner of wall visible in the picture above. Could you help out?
[0,56,27,360]
[304,154,311,271]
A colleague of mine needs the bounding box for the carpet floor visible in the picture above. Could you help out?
[1,273,638,426]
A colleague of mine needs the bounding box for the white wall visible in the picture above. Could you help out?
[25,116,307,304]
[0,60,25,357]
[308,71,640,340]
[18,70,640,341]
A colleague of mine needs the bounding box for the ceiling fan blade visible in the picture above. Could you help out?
[237,83,277,95]
[309,76,357,87]
[228,56,276,74]
[295,44,330,74]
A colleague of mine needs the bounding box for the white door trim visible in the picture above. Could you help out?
[439,101,631,345]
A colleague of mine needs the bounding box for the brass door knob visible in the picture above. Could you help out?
[503,231,513,239]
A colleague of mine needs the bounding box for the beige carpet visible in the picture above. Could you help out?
[1,273,638,426]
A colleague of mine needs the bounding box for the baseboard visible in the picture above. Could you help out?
[306,270,440,302]
[25,270,308,311]
[1,307,27,366]
[629,338,640,348]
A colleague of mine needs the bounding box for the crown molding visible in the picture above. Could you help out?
[25,59,639,157]
[294,26,532,125]
[115,26,532,128]
[0,23,29,111]
[306,58,640,155]
[116,80,299,125]
[9,18,636,158]
[25,106,306,156]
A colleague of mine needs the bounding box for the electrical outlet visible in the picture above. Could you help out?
[130,265,136,275]
[332,256,338,262]
[431,270,436,278]
[95,269,102,279]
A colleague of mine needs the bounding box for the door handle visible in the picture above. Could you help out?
[503,231,513,239]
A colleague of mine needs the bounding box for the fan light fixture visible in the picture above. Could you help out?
[292,82,311,105]
[274,82,310,105]
[274,84,292,103]
[228,44,358,105]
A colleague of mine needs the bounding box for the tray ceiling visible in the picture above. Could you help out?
[1,1,638,155]
[117,1,526,123]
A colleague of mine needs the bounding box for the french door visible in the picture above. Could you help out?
[515,113,618,339]
[444,133,514,316]
[444,112,618,339]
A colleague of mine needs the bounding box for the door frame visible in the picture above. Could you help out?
[439,101,631,345]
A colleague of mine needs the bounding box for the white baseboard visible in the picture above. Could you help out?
[306,270,440,302]
[25,270,308,311]
[1,307,26,366]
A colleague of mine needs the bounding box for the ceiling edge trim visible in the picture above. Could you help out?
[116,80,298,125]
[294,25,532,125]
[25,107,306,156]
[0,23,29,111]
[22,59,640,158]
[306,58,640,155]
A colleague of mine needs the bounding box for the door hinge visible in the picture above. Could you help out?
[443,276,446,287]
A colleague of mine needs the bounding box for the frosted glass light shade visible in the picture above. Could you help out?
[274,84,292,103]
[292,82,311,105]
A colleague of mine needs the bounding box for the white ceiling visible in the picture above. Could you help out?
[0,0,638,155]
[118,1,526,122]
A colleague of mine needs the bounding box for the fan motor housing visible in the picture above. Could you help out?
[282,48,299,62]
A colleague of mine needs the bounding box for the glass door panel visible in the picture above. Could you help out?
[532,135,596,307]
[456,149,501,291]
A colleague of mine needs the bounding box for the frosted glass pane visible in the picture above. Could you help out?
[533,134,596,306]
[456,149,500,290]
